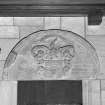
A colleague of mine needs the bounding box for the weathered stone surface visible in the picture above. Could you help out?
[86,36,105,57]
[61,17,85,37]
[0,81,17,105]
[88,80,101,105]
[97,57,105,79]
[0,26,19,38]
[14,17,44,26]
[87,36,105,79]
[0,61,5,80]
[3,30,99,80]
[0,39,19,60]
[19,26,43,39]
[44,17,60,29]
[102,91,105,105]
[101,80,105,91]
[82,80,89,105]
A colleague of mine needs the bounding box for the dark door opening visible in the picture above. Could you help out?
[18,80,82,105]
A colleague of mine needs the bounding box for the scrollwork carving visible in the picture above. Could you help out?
[30,37,75,79]
[31,45,49,59]
[59,45,75,59]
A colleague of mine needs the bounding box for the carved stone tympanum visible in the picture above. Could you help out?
[3,29,99,80]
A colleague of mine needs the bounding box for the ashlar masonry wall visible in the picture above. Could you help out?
[0,17,105,105]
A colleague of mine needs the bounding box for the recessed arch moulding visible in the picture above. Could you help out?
[3,29,99,80]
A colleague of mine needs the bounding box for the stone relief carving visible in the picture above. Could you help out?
[30,37,75,79]
[3,29,99,80]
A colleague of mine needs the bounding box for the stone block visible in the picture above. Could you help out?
[86,16,105,35]
[0,61,5,80]
[0,39,19,60]
[0,26,19,38]
[0,81,17,105]
[88,80,101,105]
[101,80,105,91]
[61,17,85,37]
[19,26,43,39]
[14,17,44,26]
[86,36,105,57]
[82,80,89,105]
[44,17,60,29]
[102,91,105,105]
[0,17,13,25]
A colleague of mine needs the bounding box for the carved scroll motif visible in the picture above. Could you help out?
[31,38,75,79]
